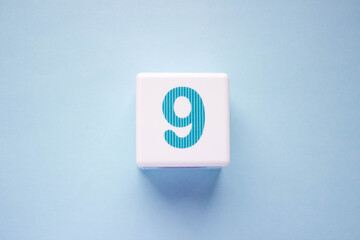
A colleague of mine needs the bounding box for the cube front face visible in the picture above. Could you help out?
[136,73,230,168]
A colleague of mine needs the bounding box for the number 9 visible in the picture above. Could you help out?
[162,87,205,148]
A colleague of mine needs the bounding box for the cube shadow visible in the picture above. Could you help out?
[140,168,221,201]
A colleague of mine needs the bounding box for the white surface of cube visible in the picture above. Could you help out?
[136,73,230,168]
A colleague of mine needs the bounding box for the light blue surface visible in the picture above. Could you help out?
[1,1,360,239]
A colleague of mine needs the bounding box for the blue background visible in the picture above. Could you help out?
[1,1,360,239]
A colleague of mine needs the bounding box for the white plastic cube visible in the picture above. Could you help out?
[136,73,230,168]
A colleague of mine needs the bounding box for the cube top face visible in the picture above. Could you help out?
[136,73,230,168]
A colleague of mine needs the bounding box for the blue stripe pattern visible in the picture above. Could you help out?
[162,86,205,149]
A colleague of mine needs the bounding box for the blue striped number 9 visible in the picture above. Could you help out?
[162,87,205,148]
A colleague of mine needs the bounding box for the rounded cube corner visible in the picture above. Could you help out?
[221,158,230,167]
[220,73,229,80]
[136,73,145,79]
[136,158,146,168]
